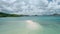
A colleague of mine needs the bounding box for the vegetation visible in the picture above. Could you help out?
[0,12,28,17]
[52,13,60,16]
[0,12,60,17]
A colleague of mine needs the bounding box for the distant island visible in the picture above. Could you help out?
[0,12,60,17]
[51,13,60,16]
[0,12,29,17]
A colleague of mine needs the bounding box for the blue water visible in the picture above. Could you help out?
[0,16,60,34]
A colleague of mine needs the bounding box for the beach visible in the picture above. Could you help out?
[0,16,60,34]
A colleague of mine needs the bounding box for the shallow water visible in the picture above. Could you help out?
[0,16,60,34]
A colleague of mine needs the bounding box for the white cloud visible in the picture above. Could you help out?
[0,0,60,15]
[2,0,16,3]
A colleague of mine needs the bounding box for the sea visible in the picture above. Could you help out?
[0,16,60,34]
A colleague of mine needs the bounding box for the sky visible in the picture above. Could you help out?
[0,0,60,15]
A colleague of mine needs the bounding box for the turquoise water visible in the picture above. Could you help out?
[0,16,60,34]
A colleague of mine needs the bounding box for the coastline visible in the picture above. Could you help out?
[0,12,60,17]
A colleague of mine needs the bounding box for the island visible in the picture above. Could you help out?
[0,12,29,17]
[0,12,60,17]
[52,13,60,16]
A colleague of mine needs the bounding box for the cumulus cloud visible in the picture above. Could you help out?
[0,0,60,15]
